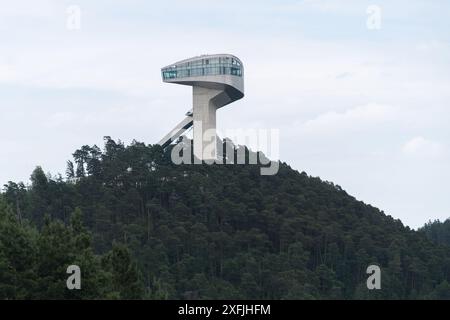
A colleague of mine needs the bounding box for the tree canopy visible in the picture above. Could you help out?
[1,137,449,299]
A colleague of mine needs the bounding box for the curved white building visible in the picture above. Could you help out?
[158,54,245,161]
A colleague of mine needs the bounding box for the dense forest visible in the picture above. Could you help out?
[1,136,450,299]
[420,220,450,248]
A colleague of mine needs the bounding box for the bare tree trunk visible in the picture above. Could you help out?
[16,198,22,225]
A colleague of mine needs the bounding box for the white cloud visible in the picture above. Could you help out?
[299,103,396,135]
[416,40,449,52]
[402,136,445,157]
[0,0,58,18]
[0,62,17,82]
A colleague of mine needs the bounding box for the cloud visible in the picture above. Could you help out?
[416,40,449,52]
[299,103,396,135]
[336,72,353,79]
[0,0,58,18]
[402,136,445,157]
[0,62,17,82]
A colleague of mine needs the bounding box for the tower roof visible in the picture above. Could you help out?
[161,53,244,98]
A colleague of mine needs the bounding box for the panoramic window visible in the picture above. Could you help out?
[162,57,243,80]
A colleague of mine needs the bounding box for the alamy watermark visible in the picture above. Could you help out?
[366,5,382,30]
[66,5,82,31]
[170,127,280,176]
[366,265,381,290]
[66,265,81,290]
[64,263,380,292]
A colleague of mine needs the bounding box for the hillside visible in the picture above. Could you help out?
[1,136,450,299]
[420,220,450,248]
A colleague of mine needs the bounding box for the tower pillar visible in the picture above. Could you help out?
[192,86,222,161]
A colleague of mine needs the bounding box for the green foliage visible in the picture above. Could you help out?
[1,137,450,299]
[420,219,450,246]
[0,198,142,299]
[103,243,144,299]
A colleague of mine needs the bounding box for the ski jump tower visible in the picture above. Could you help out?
[158,54,244,161]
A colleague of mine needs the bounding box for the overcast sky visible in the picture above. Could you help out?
[0,0,449,228]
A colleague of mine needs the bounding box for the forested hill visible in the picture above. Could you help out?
[2,137,450,299]
[420,220,450,248]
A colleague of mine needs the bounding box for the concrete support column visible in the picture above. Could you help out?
[192,86,222,161]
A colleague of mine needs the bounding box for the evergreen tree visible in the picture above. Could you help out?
[1,138,450,299]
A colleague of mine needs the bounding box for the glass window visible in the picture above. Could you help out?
[163,57,242,79]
